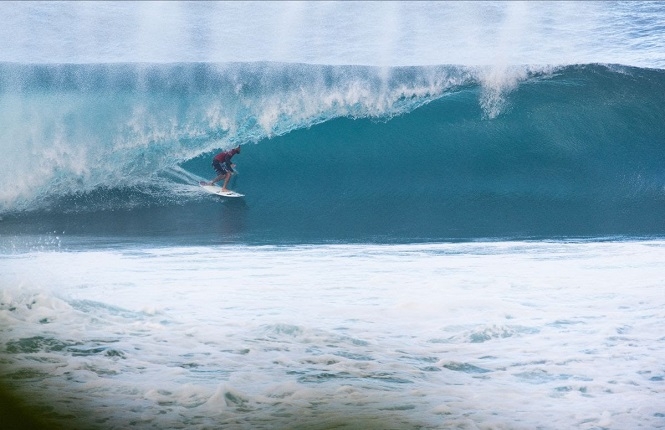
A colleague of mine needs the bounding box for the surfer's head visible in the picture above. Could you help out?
[234,147,241,154]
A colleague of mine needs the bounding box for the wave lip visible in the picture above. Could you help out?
[0,62,480,213]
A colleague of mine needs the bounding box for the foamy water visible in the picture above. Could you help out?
[2,2,665,429]
[2,241,664,429]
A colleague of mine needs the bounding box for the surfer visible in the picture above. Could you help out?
[205,146,241,191]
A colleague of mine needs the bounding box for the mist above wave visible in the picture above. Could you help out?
[1,2,663,69]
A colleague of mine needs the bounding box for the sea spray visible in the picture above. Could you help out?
[1,3,665,429]
[1,63,664,240]
[2,2,663,68]
[0,62,476,212]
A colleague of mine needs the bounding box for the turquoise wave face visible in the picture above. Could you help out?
[1,63,664,242]
[0,62,474,213]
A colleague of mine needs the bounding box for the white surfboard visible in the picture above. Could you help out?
[199,181,244,198]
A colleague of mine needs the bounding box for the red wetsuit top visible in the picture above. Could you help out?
[212,148,240,173]
[213,150,234,164]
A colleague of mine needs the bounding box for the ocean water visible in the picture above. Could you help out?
[1,2,664,429]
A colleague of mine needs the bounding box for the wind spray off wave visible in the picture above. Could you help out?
[1,2,664,68]
[1,2,665,242]
[0,62,483,213]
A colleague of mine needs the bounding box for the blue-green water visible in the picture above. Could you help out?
[2,3,665,430]
[1,64,664,245]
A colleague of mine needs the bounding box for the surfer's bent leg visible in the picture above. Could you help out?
[221,172,232,191]
[210,161,228,186]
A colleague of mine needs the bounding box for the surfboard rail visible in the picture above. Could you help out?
[199,181,244,197]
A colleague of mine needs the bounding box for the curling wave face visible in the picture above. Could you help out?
[0,63,664,242]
